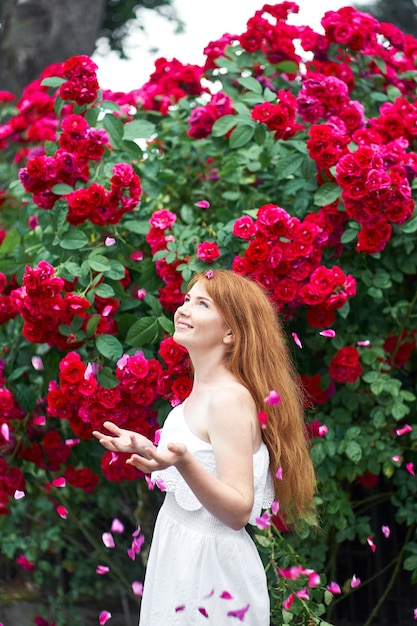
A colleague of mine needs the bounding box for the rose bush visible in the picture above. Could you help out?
[0,2,416,625]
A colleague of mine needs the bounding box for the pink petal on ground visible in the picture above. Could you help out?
[292,332,302,348]
[99,610,112,625]
[319,329,335,338]
[264,390,281,405]
[227,604,250,621]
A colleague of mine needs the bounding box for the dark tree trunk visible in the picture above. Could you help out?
[0,0,107,96]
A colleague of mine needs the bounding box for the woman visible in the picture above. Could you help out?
[93,269,316,625]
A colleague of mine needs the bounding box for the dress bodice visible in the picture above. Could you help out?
[151,402,274,524]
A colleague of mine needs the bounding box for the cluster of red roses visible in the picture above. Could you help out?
[188,91,235,139]
[58,55,100,106]
[251,90,303,140]
[231,203,355,329]
[46,351,161,480]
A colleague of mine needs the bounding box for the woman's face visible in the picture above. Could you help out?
[173,281,232,352]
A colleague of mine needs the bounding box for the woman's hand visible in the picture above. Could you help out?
[126,442,189,472]
[92,421,156,458]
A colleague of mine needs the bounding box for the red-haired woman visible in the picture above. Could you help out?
[93,269,316,625]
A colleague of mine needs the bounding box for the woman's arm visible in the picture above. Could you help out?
[127,389,257,530]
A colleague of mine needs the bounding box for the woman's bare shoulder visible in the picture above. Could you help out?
[209,382,256,416]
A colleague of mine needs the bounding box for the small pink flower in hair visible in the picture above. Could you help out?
[264,390,281,405]
[292,332,302,348]
[205,269,214,279]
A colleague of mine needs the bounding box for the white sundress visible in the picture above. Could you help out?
[138,401,274,626]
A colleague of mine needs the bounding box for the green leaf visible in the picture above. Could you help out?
[95,334,123,361]
[124,220,150,235]
[59,230,89,250]
[275,154,304,179]
[276,60,299,74]
[40,77,66,88]
[97,367,120,389]
[123,119,156,140]
[88,255,111,273]
[340,228,358,244]
[0,230,21,255]
[401,214,417,234]
[404,555,417,571]
[324,590,334,606]
[314,183,341,207]
[95,283,115,298]
[158,315,174,334]
[50,183,74,195]
[345,441,362,463]
[211,115,238,137]
[237,76,263,94]
[125,317,159,347]
[101,114,124,144]
[104,259,127,280]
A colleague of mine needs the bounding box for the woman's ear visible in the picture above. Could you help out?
[223,329,234,345]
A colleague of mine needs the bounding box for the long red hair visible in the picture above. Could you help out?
[188,269,316,524]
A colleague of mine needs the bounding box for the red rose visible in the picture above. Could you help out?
[356,221,392,254]
[64,465,100,493]
[329,346,363,383]
[196,241,220,262]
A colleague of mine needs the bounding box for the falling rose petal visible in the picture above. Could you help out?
[14,490,25,500]
[382,525,390,539]
[367,536,376,553]
[52,477,66,488]
[319,329,336,338]
[414,608,417,620]
[271,500,280,515]
[105,237,116,246]
[396,424,412,436]
[65,438,80,447]
[33,415,46,426]
[1,423,10,442]
[130,250,144,261]
[257,410,268,429]
[102,305,113,317]
[326,582,341,594]
[198,607,209,618]
[296,587,309,600]
[264,390,281,405]
[102,532,115,549]
[282,593,295,610]
[204,589,215,598]
[132,524,142,538]
[109,452,118,466]
[318,424,328,436]
[31,355,44,371]
[111,518,124,534]
[175,606,185,612]
[96,565,110,575]
[227,604,250,621]
[255,510,271,530]
[275,467,283,480]
[351,574,361,588]
[406,462,415,476]
[99,610,112,625]
[56,505,68,519]
[132,581,143,596]
[154,429,162,446]
[145,475,155,490]
[195,200,210,209]
[84,362,98,379]
[292,332,302,348]
[205,269,214,279]
[357,340,370,346]
[155,478,166,492]
[392,455,401,463]
[220,591,233,600]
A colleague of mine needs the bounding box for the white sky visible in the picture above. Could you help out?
[94,0,352,92]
